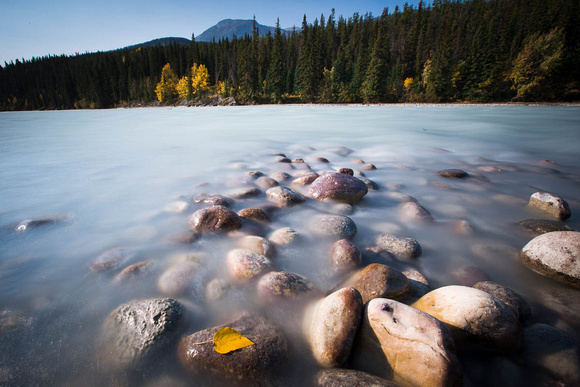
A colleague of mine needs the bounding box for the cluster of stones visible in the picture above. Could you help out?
[87,152,579,386]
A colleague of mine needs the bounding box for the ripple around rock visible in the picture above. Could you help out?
[310,214,357,240]
[375,234,422,259]
[309,173,368,204]
[350,298,462,387]
[519,231,580,288]
[305,287,363,368]
[265,186,305,207]
[340,263,410,304]
[99,298,182,369]
[314,368,398,387]
[528,192,571,220]
[178,314,289,385]
[412,285,522,352]
[188,205,242,233]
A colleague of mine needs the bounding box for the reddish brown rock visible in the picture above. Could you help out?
[340,263,410,304]
[309,173,368,204]
[237,208,271,223]
[188,205,242,233]
[330,239,362,275]
[265,186,305,207]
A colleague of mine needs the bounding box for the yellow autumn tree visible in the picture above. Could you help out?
[155,63,178,102]
[191,63,210,98]
[176,76,191,99]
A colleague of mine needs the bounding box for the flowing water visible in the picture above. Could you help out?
[0,105,579,385]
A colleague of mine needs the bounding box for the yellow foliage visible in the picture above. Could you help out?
[212,327,254,354]
[176,76,190,99]
[191,63,210,97]
[404,77,415,90]
[155,63,178,102]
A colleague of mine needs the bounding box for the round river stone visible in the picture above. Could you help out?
[188,205,242,233]
[309,173,368,204]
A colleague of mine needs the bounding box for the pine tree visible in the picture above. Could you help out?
[265,19,286,102]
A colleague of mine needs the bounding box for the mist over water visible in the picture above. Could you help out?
[0,105,579,385]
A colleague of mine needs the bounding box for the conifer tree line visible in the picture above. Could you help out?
[1,0,578,110]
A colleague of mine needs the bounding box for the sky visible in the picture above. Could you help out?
[0,0,412,66]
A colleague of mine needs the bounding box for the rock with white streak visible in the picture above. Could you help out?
[528,192,571,220]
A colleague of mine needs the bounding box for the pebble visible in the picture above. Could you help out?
[90,247,136,271]
[340,263,410,304]
[309,214,357,240]
[473,281,531,322]
[226,249,275,283]
[238,235,276,258]
[314,369,397,387]
[231,187,262,199]
[158,261,200,297]
[309,173,368,204]
[257,271,316,302]
[375,233,422,259]
[114,260,153,283]
[188,205,242,233]
[255,176,279,190]
[337,168,354,175]
[193,194,235,208]
[268,227,299,246]
[519,231,580,288]
[265,186,305,207]
[329,239,362,275]
[399,201,435,222]
[517,219,573,235]
[436,169,469,178]
[237,208,271,223]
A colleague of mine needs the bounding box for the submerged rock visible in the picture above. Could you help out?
[90,247,137,271]
[399,201,435,222]
[473,281,531,322]
[329,239,362,275]
[314,368,397,387]
[268,227,299,246]
[310,214,357,240]
[188,205,242,233]
[340,263,410,304]
[14,214,72,231]
[528,192,571,220]
[351,298,461,387]
[231,187,262,199]
[193,194,235,208]
[265,186,305,207]
[517,219,573,235]
[519,231,580,288]
[255,176,279,190]
[100,298,182,368]
[114,260,153,283]
[451,265,489,287]
[305,287,363,368]
[257,271,316,302]
[237,235,276,258]
[436,169,469,178]
[375,234,422,259]
[226,249,274,283]
[412,285,522,352]
[158,261,201,297]
[309,173,368,204]
[237,208,271,223]
[178,314,288,385]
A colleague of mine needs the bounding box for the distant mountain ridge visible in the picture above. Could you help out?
[122,37,191,50]
[196,19,295,42]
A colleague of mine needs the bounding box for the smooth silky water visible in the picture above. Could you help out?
[0,105,579,385]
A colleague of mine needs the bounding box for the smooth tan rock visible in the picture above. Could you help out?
[268,227,299,246]
[178,314,288,385]
[412,285,522,352]
[238,235,276,258]
[351,298,461,387]
[519,231,580,288]
[265,186,305,207]
[340,263,410,304]
[226,249,274,283]
[528,192,571,220]
[188,205,242,233]
[305,287,363,367]
[257,271,315,302]
[309,173,368,204]
[329,239,362,275]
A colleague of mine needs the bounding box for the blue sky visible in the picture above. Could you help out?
[1,0,412,66]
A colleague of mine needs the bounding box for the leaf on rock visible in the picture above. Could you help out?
[212,326,255,354]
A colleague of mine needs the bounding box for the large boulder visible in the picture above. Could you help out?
[309,173,368,204]
[99,298,182,368]
[350,298,461,387]
[519,231,580,288]
[304,287,363,368]
[339,263,410,304]
[178,314,288,385]
[528,192,571,220]
[188,205,242,233]
[412,285,522,352]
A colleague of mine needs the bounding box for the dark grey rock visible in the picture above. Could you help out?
[473,281,532,322]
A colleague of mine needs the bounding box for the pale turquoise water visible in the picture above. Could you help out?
[0,105,579,385]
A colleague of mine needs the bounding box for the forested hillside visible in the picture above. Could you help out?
[1,0,578,110]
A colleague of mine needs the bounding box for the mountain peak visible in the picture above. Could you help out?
[196,19,288,42]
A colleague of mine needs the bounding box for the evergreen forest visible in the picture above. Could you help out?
[1,0,578,110]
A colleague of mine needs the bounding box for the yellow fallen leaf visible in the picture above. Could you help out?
[212,327,255,354]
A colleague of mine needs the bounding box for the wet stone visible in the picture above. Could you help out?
[204,278,230,301]
[265,186,305,207]
[237,208,271,223]
[517,219,573,235]
[361,163,377,171]
[451,265,489,287]
[231,187,262,199]
[226,249,274,283]
[436,169,469,178]
[340,263,410,304]
[158,261,201,297]
[178,314,289,385]
[238,235,276,258]
[309,173,368,204]
[257,271,316,302]
[314,368,397,387]
[114,260,153,283]
[270,171,292,182]
[14,214,72,232]
[188,205,242,233]
[310,214,357,240]
[291,175,318,186]
[329,239,362,275]
[519,231,580,288]
[399,201,435,222]
[375,234,422,259]
[255,176,279,190]
[274,155,292,163]
[473,281,532,322]
[193,194,235,208]
[402,269,432,300]
[413,285,522,352]
[314,157,330,163]
[305,287,363,368]
[528,192,571,220]
[90,247,137,272]
[268,227,299,246]
[99,298,182,369]
[245,171,265,179]
[358,176,379,190]
[337,168,354,176]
